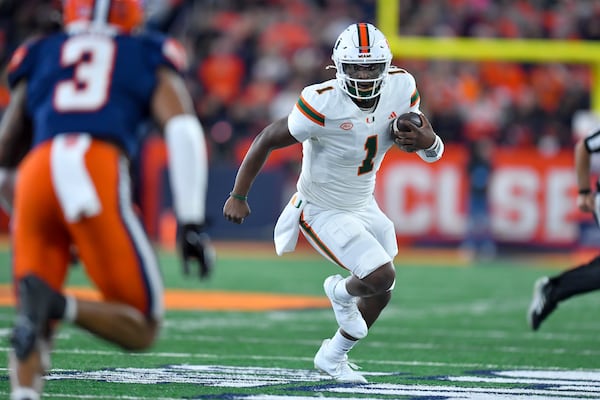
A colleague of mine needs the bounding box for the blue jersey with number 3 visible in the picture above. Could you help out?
[7,29,185,157]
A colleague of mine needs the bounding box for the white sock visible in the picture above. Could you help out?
[333,277,354,303]
[64,295,78,323]
[10,387,40,400]
[328,329,358,360]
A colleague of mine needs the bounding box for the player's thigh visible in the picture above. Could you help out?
[300,204,392,279]
[364,200,398,260]
[12,142,71,289]
[69,141,163,320]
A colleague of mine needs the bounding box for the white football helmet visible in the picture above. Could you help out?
[331,23,392,100]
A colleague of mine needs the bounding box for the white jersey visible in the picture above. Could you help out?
[287,67,421,210]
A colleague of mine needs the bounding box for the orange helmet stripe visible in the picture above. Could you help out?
[92,0,111,26]
[357,23,370,54]
[63,0,143,33]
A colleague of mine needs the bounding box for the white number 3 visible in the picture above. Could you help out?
[54,35,115,112]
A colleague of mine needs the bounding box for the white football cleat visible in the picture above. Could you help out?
[324,274,368,339]
[10,387,40,400]
[314,339,367,383]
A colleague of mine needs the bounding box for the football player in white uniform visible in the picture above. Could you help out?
[223,22,444,383]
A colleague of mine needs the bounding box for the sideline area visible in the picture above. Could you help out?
[0,285,331,311]
[0,239,592,312]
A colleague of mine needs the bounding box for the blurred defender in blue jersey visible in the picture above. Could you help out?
[0,1,214,398]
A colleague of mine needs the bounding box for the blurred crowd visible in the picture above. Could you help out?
[0,0,598,164]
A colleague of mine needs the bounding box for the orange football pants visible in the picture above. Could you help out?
[11,138,164,320]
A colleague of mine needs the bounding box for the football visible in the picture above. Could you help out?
[391,112,422,132]
[391,112,422,152]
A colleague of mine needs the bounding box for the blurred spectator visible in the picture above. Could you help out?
[460,137,496,262]
[0,0,594,163]
[197,35,246,107]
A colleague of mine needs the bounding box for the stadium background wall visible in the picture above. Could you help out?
[0,137,584,250]
[140,141,584,250]
[146,1,600,250]
[0,0,598,252]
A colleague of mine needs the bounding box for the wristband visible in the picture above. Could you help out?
[423,135,442,156]
[416,134,444,163]
[578,188,592,195]
[229,192,248,201]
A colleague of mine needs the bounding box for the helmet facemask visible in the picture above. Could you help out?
[331,23,392,100]
[340,62,388,99]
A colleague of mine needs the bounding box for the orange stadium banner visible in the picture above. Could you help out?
[376,144,468,241]
[376,144,585,247]
[2,141,579,248]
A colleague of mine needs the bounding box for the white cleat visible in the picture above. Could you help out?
[314,339,367,384]
[323,274,367,339]
[10,387,40,400]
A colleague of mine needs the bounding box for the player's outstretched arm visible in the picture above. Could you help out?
[152,67,215,279]
[223,117,298,224]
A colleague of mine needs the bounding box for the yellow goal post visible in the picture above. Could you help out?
[376,0,600,114]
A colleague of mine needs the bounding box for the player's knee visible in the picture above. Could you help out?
[119,313,159,351]
[363,263,395,294]
[121,330,156,351]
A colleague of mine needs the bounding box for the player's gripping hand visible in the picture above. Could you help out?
[391,112,436,152]
[177,223,216,280]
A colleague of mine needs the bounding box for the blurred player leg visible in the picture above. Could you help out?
[67,140,163,349]
[529,255,600,330]
[10,142,71,398]
[9,139,164,399]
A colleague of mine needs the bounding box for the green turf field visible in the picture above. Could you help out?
[0,244,599,399]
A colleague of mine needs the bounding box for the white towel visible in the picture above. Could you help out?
[274,192,307,255]
[50,134,102,222]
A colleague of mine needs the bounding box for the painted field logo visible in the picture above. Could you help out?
[47,365,600,398]
[47,365,328,387]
